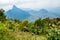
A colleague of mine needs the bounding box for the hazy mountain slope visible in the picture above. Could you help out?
[5,5,31,20]
[5,5,60,21]
[28,9,59,21]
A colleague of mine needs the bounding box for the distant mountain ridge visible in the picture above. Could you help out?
[28,9,60,21]
[5,5,60,21]
[5,5,31,20]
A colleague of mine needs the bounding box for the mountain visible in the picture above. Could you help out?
[5,5,31,20]
[5,5,60,21]
[28,9,60,21]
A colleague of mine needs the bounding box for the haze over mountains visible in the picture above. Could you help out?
[28,9,60,21]
[5,5,60,21]
[5,5,31,20]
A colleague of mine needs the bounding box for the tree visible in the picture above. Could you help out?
[21,20,29,26]
[34,18,45,35]
[35,18,44,28]
[0,9,6,22]
[19,20,29,32]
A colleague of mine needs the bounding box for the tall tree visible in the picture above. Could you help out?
[0,9,6,21]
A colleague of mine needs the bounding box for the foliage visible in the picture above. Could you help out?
[0,9,6,22]
[0,9,60,40]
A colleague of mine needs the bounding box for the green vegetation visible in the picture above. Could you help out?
[0,9,60,40]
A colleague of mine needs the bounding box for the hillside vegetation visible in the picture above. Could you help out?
[0,9,60,40]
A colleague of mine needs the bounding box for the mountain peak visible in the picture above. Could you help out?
[6,5,31,20]
[12,5,18,10]
[39,9,48,13]
[13,5,17,8]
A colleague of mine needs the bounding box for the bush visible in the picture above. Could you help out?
[0,22,16,40]
[47,28,60,40]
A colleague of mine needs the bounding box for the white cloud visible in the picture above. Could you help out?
[0,5,12,11]
[15,0,60,9]
[0,0,15,11]
[0,0,14,4]
[0,0,60,10]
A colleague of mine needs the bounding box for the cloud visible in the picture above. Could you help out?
[15,0,60,9]
[0,0,60,10]
[0,0,14,4]
[0,0,15,11]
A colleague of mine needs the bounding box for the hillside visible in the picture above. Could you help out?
[5,5,31,20]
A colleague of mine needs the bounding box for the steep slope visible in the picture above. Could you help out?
[5,6,60,21]
[5,5,31,20]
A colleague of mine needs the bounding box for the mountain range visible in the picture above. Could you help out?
[5,5,60,21]
[5,5,31,20]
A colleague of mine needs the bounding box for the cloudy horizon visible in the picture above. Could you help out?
[0,0,60,11]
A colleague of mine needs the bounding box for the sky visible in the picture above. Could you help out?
[0,0,60,11]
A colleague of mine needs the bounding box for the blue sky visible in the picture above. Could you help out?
[0,0,60,11]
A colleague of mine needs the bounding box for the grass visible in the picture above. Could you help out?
[9,31,47,40]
